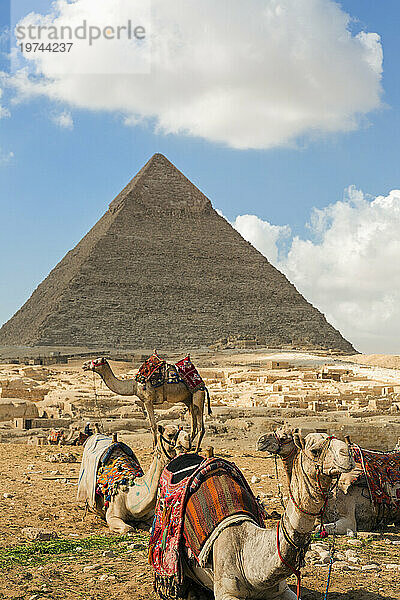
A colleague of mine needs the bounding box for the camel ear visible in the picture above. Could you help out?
[158,425,164,435]
[293,429,305,450]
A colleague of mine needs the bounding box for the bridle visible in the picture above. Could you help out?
[158,427,182,461]
[289,436,338,517]
[273,430,297,461]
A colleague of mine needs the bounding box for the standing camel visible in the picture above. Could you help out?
[184,433,353,600]
[78,424,189,533]
[83,358,210,451]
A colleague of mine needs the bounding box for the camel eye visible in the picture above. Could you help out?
[311,448,320,455]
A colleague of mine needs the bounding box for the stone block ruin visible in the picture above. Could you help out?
[0,349,399,450]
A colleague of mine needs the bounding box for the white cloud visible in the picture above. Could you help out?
[7,0,383,149]
[0,149,14,165]
[230,188,400,353]
[0,88,10,119]
[233,214,291,267]
[52,110,74,129]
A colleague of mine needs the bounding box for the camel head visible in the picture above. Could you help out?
[82,357,109,373]
[293,432,354,483]
[175,429,192,455]
[257,425,295,457]
[156,424,181,459]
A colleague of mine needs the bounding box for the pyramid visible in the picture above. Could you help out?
[0,154,355,352]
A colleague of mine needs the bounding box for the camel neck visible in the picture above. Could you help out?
[284,457,326,534]
[280,447,297,483]
[126,449,166,515]
[98,363,137,396]
[240,460,326,590]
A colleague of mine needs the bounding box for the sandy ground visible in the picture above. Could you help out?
[1,437,400,600]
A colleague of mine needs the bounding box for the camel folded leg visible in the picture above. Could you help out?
[105,512,135,534]
[323,514,356,535]
[212,583,298,600]
[323,495,357,534]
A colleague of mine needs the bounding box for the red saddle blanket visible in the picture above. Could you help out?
[148,456,265,599]
[175,355,205,392]
[136,353,165,384]
[352,446,400,510]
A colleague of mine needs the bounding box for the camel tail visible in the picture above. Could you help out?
[205,387,212,415]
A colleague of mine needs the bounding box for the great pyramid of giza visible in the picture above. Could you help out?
[0,154,355,352]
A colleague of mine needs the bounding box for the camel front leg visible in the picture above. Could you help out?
[193,390,206,453]
[324,495,357,534]
[189,404,198,447]
[277,582,298,600]
[145,400,158,447]
[195,425,205,453]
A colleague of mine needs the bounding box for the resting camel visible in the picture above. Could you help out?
[79,424,190,534]
[257,427,400,534]
[83,358,210,451]
[185,433,353,600]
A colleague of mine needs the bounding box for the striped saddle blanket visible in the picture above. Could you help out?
[352,446,400,510]
[148,456,265,599]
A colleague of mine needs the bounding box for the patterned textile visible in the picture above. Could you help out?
[148,457,265,599]
[149,365,166,388]
[352,446,400,510]
[175,355,205,392]
[97,454,144,508]
[48,430,64,444]
[184,472,265,559]
[166,365,181,385]
[136,353,165,384]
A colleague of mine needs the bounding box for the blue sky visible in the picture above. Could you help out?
[0,1,399,352]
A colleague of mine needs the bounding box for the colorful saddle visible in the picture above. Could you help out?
[135,353,205,393]
[136,353,166,384]
[148,456,265,599]
[97,452,144,508]
[175,355,205,392]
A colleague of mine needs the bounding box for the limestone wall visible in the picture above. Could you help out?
[0,399,39,421]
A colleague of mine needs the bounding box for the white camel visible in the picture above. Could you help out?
[83,358,210,451]
[184,432,353,600]
[80,424,189,534]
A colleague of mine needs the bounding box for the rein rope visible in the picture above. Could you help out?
[275,435,341,600]
[276,520,302,600]
[92,372,105,433]
[274,454,286,510]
